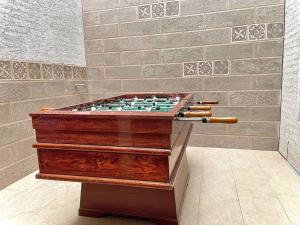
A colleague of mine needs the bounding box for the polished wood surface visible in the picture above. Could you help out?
[205,117,238,123]
[187,105,211,111]
[31,93,194,225]
[182,111,212,117]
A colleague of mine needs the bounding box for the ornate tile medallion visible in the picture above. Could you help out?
[166,1,179,16]
[64,66,73,79]
[213,60,229,75]
[13,62,27,79]
[0,61,12,79]
[138,5,150,19]
[199,61,212,75]
[152,3,164,18]
[53,65,64,80]
[184,62,197,76]
[267,23,284,38]
[42,64,53,79]
[29,63,41,79]
[249,24,266,40]
[232,26,247,42]
[73,67,87,80]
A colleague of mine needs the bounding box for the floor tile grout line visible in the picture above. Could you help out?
[277,196,294,225]
[228,150,246,225]
[196,149,203,225]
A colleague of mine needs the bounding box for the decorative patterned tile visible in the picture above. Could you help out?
[184,62,197,76]
[53,65,64,80]
[64,66,73,79]
[249,24,266,40]
[28,63,41,79]
[199,61,212,75]
[73,67,87,80]
[232,26,247,42]
[13,62,27,79]
[166,1,179,16]
[0,61,12,79]
[213,60,229,75]
[42,64,53,79]
[267,23,284,39]
[152,3,164,18]
[138,5,150,19]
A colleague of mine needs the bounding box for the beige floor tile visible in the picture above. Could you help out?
[239,197,292,225]
[229,150,260,169]
[278,196,300,225]
[254,151,289,169]
[184,176,201,205]
[180,202,199,225]
[233,168,277,198]
[197,198,244,225]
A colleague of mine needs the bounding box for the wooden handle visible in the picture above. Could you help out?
[188,106,211,111]
[40,107,54,112]
[206,117,238,123]
[198,100,219,104]
[183,111,212,117]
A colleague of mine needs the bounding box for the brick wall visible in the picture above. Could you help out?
[279,0,300,173]
[0,0,87,190]
[83,0,284,150]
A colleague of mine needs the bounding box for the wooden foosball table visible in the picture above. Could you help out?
[30,93,237,225]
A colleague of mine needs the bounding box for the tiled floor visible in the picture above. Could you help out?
[1,147,300,225]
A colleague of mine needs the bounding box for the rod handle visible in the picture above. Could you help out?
[198,100,219,104]
[187,106,211,111]
[205,117,238,124]
[183,111,212,117]
[40,107,54,112]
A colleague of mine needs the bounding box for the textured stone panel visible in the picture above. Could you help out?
[161,15,204,33]
[104,37,140,52]
[251,106,281,121]
[119,7,137,22]
[31,81,65,98]
[204,76,251,91]
[229,0,282,9]
[160,77,204,92]
[0,82,31,103]
[231,58,282,75]
[86,53,121,67]
[65,81,89,94]
[85,24,119,40]
[194,91,228,105]
[183,28,230,47]
[206,9,255,28]
[250,137,279,151]
[252,75,282,90]
[228,91,281,106]
[83,11,100,26]
[205,43,253,60]
[105,66,141,79]
[120,20,160,36]
[181,0,227,15]
[1,0,85,65]
[85,40,103,55]
[255,40,283,57]
[99,9,119,25]
[73,67,88,80]
[202,135,250,149]
[82,0,119,11]
[257,5,284,23]
[162,47,204,63]
[122,51,160,65]
[11,99,50,121]
[87,68,104,80]
[122,79,160,92]
[142,33,182,49]
[0,104,12,125]
[143,64,182,78]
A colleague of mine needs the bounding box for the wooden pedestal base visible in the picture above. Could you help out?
[79,152,189,225]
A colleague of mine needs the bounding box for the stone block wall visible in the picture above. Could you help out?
[279,0,300,173]
[83,0,284,150]
[0,0,86,190]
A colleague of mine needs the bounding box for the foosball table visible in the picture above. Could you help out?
[30,93,237,225]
